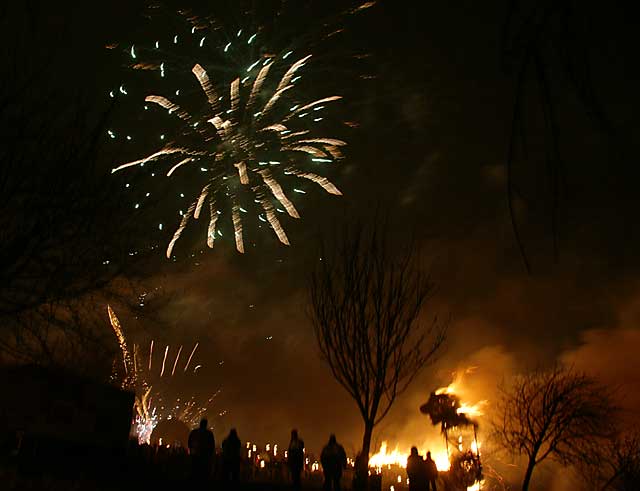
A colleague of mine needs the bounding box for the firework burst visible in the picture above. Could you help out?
[113,56,344,256]
[107,3,373,256]
[108,306,220,444]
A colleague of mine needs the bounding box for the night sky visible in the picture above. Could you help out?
[4,0,639,457]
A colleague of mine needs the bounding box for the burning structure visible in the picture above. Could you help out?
[420,391,483,490]
[369,370,485,491]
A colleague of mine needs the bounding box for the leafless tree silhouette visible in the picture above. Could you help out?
[578,431,640,491]
[492,365,616,491]
[308,220,446,488]
[0,4,160,373]
[502,0,618,272]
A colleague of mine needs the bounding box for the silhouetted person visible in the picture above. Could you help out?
[406,447,427,491]
[424,451,438,491]
[287,429,305,491]
[188,418,215,484]
[320,434,347,491]
[222,428,242,485]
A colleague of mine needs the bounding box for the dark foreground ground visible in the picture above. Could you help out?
[1,474,326,491]
[1,464,331,491]
[0,451,342,491]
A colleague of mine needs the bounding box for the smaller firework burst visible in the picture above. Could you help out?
[108,306,221,444]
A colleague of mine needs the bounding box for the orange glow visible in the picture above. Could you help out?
[457,401,488,417]
[369,368,486,491]
[435,368,488,417]
[368,441,451,472]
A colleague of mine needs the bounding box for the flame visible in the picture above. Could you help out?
[434,368,471,395]
[457,401,488,418]
[435,368,488,417]
[368,442,451,472]
[470,440,481,455]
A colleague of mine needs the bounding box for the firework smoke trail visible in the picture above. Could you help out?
[184,342,199,372]
[171,345,183,376]
[108,305,135,387]
[160,345,169,377]
[108,306,156,443]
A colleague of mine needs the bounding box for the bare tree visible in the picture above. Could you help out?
[579,431,640,491]
[308,221,445,487]
[501,1,617,272]
[492,366,616,491]
[0,4,161,372]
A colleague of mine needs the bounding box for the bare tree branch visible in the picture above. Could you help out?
[308,218,446,488]
[491,365,617,491]
[0,3,161,373]
[502,1,616,271]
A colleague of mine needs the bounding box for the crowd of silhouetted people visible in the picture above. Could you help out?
[2,417,445,491]
[186,419,349,491]
[171,419,445,491]
[184,419,444,491]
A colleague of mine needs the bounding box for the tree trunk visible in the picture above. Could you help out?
[522,456,537,491]
[355,421,374,491]
[361,421,373,464]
